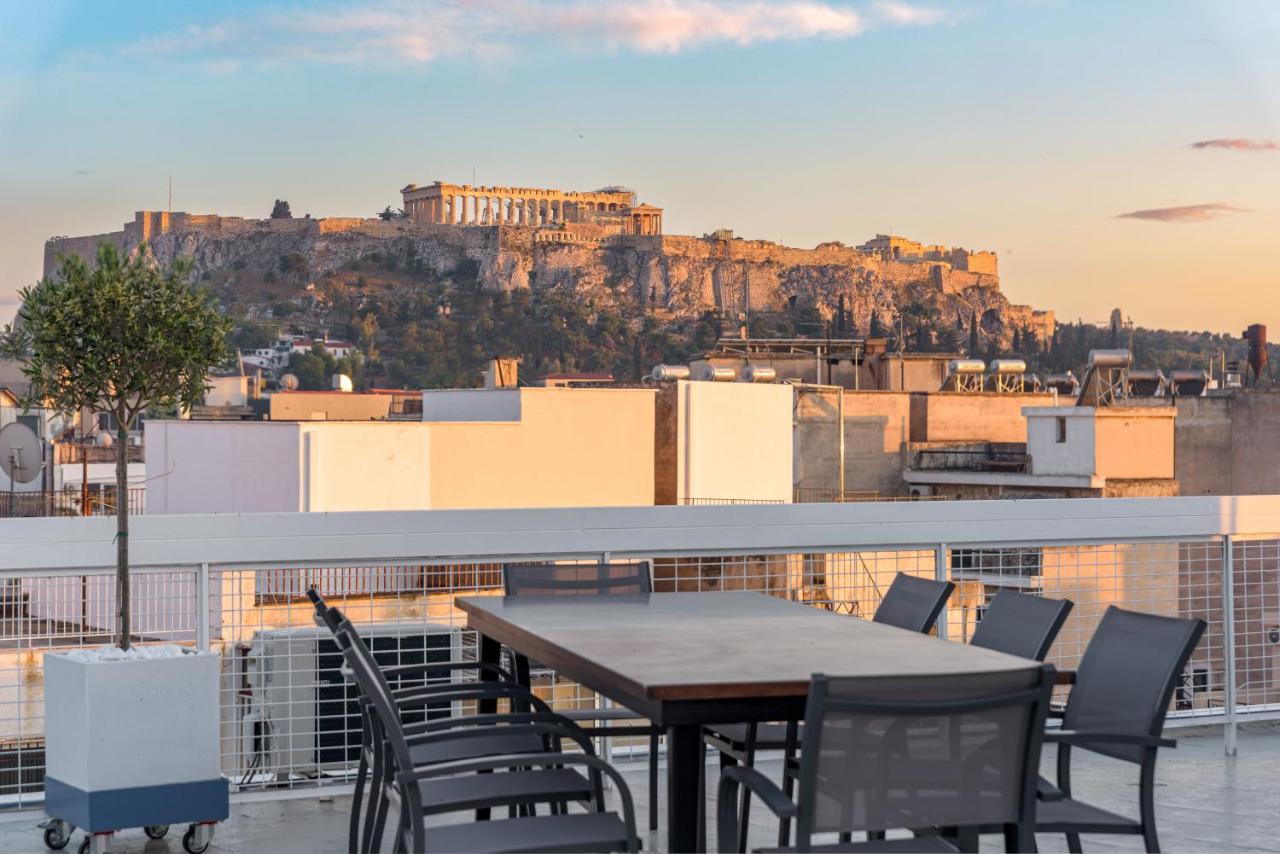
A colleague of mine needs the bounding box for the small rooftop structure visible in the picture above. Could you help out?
[539,372,615,388]
[905,404,1177,499]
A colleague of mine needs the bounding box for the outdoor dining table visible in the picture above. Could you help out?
[457,590,1041,853]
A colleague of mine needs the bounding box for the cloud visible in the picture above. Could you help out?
[1116,202,1249,223]
[125,0,947,69]
[1190,138,1280,151]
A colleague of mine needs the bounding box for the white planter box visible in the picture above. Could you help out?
[43,649,228,832]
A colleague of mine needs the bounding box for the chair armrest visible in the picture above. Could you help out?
[718,765,798,853]
[395,751,640,849]
[722,765,798,819]
[1045,730,1175,749]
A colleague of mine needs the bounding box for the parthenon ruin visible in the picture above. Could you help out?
[400,181,663,235]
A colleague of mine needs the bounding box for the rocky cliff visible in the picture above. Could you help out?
[44,214,1053,353]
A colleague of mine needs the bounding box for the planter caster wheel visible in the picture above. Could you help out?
[183,824,213,854]
[42,820,73,850]
[144,825,169,840]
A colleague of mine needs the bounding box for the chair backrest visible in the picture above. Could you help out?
[792,665,1055,847]
[1062,606,1206,763]
[325,606,420,775]
[504,561,652,597]
[306,588,342,633]
[970,591,1073,661]
[872,573,955,633]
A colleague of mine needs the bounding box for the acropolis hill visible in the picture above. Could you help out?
[43,180,1054,347]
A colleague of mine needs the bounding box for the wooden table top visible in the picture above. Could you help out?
[458,591,1039,704]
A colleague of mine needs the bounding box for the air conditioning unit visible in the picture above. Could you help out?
[235,621,462,779]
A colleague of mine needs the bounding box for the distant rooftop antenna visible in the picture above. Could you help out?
[168,173,172,213]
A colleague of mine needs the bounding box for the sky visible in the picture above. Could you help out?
[2,0,1279,332]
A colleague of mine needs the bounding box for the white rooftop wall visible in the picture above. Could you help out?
[675,380,793,504]
[422,389,522,422]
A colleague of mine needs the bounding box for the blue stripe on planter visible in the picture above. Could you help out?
[44,776,229,832]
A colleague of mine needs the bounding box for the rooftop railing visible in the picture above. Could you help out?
[1,495,1277,810]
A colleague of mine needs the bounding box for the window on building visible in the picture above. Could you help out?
[1055,416,1067,443]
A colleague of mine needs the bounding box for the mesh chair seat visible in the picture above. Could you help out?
[560,707,651,722]
[425,811,634,853]
[410,730,549,766]
[1034,796,1141,833]
[418,767,595,816]
[757,833,960,853]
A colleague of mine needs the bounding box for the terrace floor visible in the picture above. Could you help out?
[2,721,1278,853]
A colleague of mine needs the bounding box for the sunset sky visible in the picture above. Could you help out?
[2,0,1279,331]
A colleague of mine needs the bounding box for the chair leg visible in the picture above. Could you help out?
[778,721,798,849]
[649,730,660,831]
[349,749,368,854]
[364,745,388,854]
[737,723,757,854]
[1005,823,1035,853]
[1140,759,1160,853]
[1066,833,1083,853]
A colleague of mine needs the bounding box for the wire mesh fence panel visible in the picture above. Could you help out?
[1230,537,1280,714]
[0,568,198,810]
[0,531,1275,809]
[945,540,1228,719]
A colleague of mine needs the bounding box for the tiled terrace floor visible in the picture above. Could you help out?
[3,721,1278,853]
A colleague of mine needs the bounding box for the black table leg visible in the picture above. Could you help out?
[667,724,704,853]
[478,633,502,713]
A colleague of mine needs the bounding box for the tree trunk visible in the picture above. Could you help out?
[116,426,130,650]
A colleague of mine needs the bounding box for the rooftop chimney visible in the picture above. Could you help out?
[485,358,520,389]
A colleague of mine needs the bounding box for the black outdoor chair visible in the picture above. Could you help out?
[330,602,641,853]
[502,561,664,831]
[1030,606,1206,853]
[704,572,957,847]
[717,665,1057,853]
[871,572,957,633]
[308,590,577,853]
[970,590,1074,662]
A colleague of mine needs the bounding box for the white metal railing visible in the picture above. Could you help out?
[2,495,1280,810]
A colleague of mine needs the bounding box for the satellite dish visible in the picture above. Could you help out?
[280,373,300,391]
[0,422,42,484]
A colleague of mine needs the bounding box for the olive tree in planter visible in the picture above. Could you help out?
[3,243,232,853]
